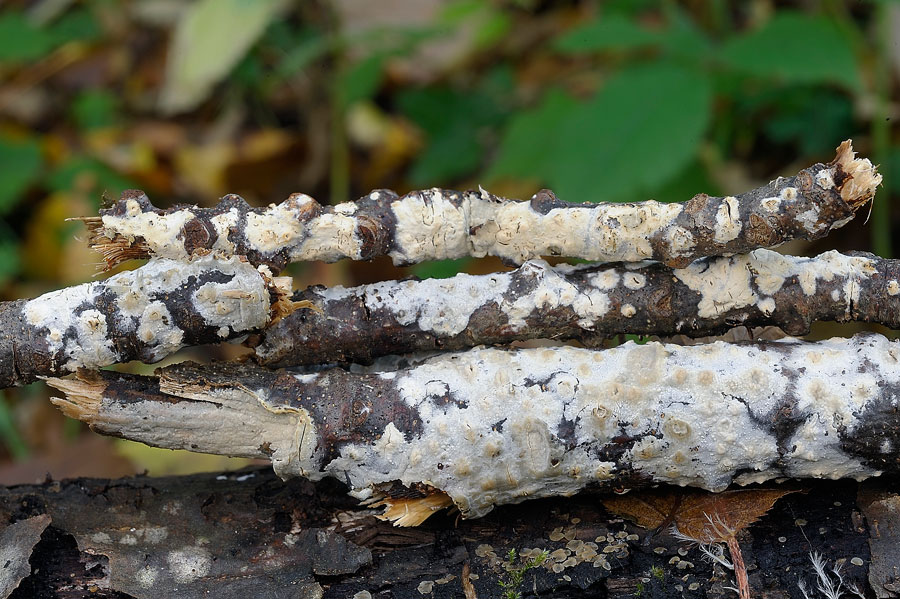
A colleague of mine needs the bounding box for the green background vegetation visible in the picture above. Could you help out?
[0,0,895,480]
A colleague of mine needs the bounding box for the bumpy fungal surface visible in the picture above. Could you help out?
[252,248,898,367]
[83,141,878,272]
[0,255,277,387]
[49,334,900,519]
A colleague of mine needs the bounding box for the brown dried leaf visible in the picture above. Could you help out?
[602,488,798,541]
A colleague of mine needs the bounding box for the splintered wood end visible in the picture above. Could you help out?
[46,371,106,422]
[74,216,150,270]
[368,489,454,527]
[832,140,882,208]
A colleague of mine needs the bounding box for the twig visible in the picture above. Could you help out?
[0,255,290,388]
[80,141,879,272]
[49,333,900,521]
[252,248,897,367]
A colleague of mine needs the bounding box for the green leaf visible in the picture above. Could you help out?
[487,88,577,183]
[411,258,471,280]
[0,11,57,61]
[275,30,329,79]
[47,156,138,202]
[0,8,99,63]
[0,391,28,460]
[339,53,386,108]
[159,0,286,113]
[71,90,120,130]
[720,12,860,89]
[0,137,43,214]
[489,63,712,203]
[553,14,661,53]
[399,72,511,183]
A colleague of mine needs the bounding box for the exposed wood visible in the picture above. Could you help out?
[252,248,897,368]
[81,141,879,272]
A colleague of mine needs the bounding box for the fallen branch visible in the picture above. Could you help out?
[81,141,878,271]
[1,467,884,599]
[49,333,900,522]
[251,248,896,368]
[0,255,289,388]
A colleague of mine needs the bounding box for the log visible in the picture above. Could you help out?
[48,333,900,523]
[0,467,893,599]
[252,248,898,368]
[0,255,290,388]
[80,141,879,272]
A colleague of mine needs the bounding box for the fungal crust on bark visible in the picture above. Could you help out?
[252,248,896,368]
[0,255,288,388]
[49,333,900,521]
[82,141,879,271]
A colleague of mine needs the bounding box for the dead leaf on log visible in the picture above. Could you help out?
[601,488,799,541]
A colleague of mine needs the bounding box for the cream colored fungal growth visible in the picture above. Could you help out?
[674,249,876,319]
[279,334,892,518]
[23,255,270,372]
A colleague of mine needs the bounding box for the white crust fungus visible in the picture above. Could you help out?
[277,334,890,518]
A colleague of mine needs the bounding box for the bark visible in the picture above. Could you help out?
[0,255,290,388]
[81,141,878,272]
[0,467,891,599]
[49,333,900,522]
[252,248,898,368]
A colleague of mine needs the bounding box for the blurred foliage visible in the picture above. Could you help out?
[0,0,895,480]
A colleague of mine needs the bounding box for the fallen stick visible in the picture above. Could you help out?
[81,141,879,272]
[0,255,290,388]
[251,248,896,367]
[49,333,900,523]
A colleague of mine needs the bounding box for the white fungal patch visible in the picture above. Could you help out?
[713,197,741,243]
[758,297,775,315]
[100,200,196,260]
[390,189,469,263]
[363,269,510,336]
[760,196,781,212]
[289,334,893,518]
[590,269,620,290]
[136,565,159,589]
[674,255,756,318]
[244,196,308,253]
[167,546,212,583]
[23,255,269,372]
[796,205,822,233]
[620,304,636,317]
[675,249,877,319]
[815,169,835,190]
[623,273,646,290]
[665,226,695,257]
[888,280,900,296]
[389,189,686,265]
[294,212,361,262]
[504,261,609,330]
[209,207,239,254]
[780,187,798,201]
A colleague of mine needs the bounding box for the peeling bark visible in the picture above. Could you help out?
[49,334,900,521]
[252,248,899,368]
[0,255,289,388]
[82,141,878,272]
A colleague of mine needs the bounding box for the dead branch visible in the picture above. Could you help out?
[0,255,289,388]
[49,333,900,522]
[252,248,897,368]
[81,141,878,272]
[2,467,887,599]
